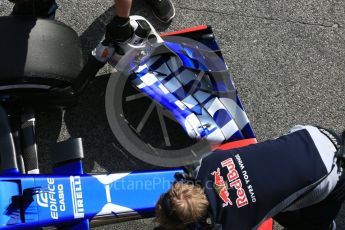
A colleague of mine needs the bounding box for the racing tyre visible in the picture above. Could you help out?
[0,16,83,105]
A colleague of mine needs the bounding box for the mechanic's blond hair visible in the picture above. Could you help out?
[155,182,209,229]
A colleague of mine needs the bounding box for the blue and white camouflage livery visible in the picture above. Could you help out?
[130,38,255,143]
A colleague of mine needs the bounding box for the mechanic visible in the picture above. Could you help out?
[155,125,345,230]
[8,0,175,40]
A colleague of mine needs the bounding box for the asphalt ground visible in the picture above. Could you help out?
[1,0,345,229]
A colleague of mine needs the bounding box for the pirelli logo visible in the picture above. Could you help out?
[70,176,85,219]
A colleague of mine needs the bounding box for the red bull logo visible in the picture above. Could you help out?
[210,157,250,209]
[211,168,233,207]
[221,157,249,208]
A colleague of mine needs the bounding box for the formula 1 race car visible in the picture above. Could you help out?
[0,15,273,229]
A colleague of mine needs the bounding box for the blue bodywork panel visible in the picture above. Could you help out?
[0,168,182,229]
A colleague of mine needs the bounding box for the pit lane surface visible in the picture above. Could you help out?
[1,0,344,229]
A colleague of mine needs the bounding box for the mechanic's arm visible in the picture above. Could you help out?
[73,0,133,93]
[115,0,132,18]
